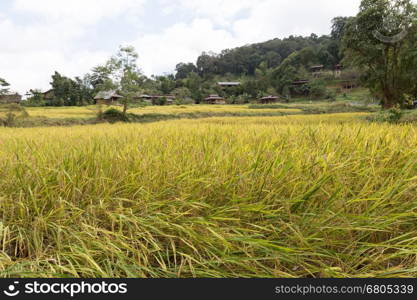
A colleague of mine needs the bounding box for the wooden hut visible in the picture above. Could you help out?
[0,93,22,104]
[204,94,226,105]
[310,65,324,78]
[258,95,279,104]
[137,94,153,104]
[94,90,123,105]
[41,89,54,100]
[342,81,358,90]
[135,94,175,105]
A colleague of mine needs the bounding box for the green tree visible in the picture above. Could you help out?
[175,63,198,80]
[185,72,203,103]
[255,61,272,93]
[342,0,417,108]
[154,75,176,95]
[88,66,116,93]
[0,78,10,95]
[172,87,192,102]
[50,72,75,106]
[26,89,45,106]
[101,46,143,114]
[50,72,93,106]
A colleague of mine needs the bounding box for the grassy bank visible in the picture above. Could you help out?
[0,103,377,127]
[0,113,417,277]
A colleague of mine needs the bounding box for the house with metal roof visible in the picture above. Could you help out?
[94,90,123,105]
[0,92,22,104]
[218,82,241,87]
[258,95,280,104]
[204,94,226,105]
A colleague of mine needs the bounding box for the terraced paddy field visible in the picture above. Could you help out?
[0,113,416,278]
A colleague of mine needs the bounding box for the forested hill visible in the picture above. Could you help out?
[175,17,350,79]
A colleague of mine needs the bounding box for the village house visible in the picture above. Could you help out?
[41,89,55,101]
[94,90,123,105]
[136,94,175,105]
[204,94,226,105]
[258,95,280,104]
[35,89,56,105]
[0,92,22,104]
[137,94,153,104]
[342,81,358,90]
[310,65,324,78]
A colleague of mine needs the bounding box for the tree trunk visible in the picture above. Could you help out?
[382,89,397,109]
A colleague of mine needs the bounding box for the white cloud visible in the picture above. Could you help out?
[134,0,362,76]
[13,0,147,25]
[170,0,255,25]
[0,0,148,94]
[232,0,362,42]
[1,0,365,94]
[134,19,241,76]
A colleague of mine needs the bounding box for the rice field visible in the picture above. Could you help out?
[0,112,417,278]
[21,105,302,120]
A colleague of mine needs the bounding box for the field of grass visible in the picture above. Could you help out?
[1,112,417,278]
[0,101,380,128]
[21,105,302,120]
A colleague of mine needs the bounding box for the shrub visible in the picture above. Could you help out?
[326,90,337,102]
[102,108,130,123]
[0,104,29,127]
[367,105,403,124]
[155,97,167,106]
[308,80,327,99]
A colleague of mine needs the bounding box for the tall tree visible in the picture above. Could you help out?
[105,46,143,114]
[342,0,417,108]
[175,63,198,80]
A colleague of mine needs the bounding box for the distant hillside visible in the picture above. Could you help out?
[175,17,350,80]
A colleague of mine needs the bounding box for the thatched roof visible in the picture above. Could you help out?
[94,90,122,100]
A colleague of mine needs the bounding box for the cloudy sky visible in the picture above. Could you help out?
[0,0,363,94]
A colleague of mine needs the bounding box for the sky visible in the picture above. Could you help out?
[0,0,364,94]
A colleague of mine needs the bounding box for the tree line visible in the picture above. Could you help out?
[3,0,417,109]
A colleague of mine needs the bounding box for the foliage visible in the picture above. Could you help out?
[154,97,167,106]
[172,87,192,102]
[49,72,94,106]
[0,104,29,126]
[0,77,10,95]
[153,75,176,95]
[367,105,403,123]
[24,90,46,106]
[308,80,328,99]
[342,0,417,108]
[175,63,198,80]
[97,46,144,114]
[101,108,130,123]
